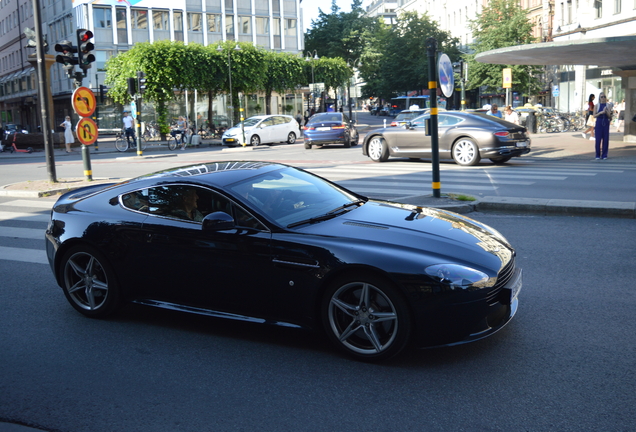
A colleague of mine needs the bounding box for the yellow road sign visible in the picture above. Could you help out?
[76,117,98,145]
[72,87,97,117]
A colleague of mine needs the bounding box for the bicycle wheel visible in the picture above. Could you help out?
[139,137,148,151]
[167,136,177,151]
[114,137,129,152]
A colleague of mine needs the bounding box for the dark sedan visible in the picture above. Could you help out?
[363,111,531,165]
[45,161,522,361]
[303,112,359,149]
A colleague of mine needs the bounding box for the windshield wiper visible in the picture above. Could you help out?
[287,199,365,229]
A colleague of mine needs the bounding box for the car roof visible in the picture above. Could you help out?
[128,161,288,188]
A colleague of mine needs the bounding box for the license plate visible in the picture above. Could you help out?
[516,141,528,148]
[225,138,235,142]
[316,127,331,131]
[507,268,522,302]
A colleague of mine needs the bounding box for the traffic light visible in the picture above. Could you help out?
[54,40,78,76]
[137,71,146,95]
[76,29,95,72]
[127,77,137,97]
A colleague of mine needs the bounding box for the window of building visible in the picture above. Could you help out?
[116,8,127,31]
[174,11,183,31]
[131,9,148,29]
[594,0,602,17]
[207,14,221,32]
[239,16,250,34]
[255,17,269,34]
[272,18,280,35]
[94,7,112,28]
[614,0,621,13]
[225,15,234,36]
[153,10,169,30]
[284,18,295,36]
[567,0,572,23]
[188,13,202,31]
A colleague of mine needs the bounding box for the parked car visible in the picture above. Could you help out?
[45,161,522,362]
[221,115,298,147]
[303,112,359,149]
[390,108,447,127]
[362,111,531,166]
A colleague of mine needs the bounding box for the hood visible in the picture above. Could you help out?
[297,200,513,273]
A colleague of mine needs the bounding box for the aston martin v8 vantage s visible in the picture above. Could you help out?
[45,161,522,361]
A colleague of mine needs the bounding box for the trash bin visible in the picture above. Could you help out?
[526,111,537,133]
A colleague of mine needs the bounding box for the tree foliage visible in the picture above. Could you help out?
[261,51,305,114]
[358,11,460,101]
[467,0,542,95]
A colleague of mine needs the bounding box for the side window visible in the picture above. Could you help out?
[232,204,267,230]
[261,118,275,127]
[129,185,215,222]
[439,114,463,126]
[121,188,150,212]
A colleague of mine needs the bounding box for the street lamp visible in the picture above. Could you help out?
[347,58,361,119]
[217,43,241,125]
[305,50,319,112]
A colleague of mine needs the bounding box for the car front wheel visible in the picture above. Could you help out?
[60,246,120,318]
[322,275,411,362]
[287,132,296,144]
[367,136,389,162]
[452,138,481,166]
[250,135,261,146]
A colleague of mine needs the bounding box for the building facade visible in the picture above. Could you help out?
[0,0,305,133]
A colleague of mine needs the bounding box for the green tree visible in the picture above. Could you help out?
[467,0,542,95]
[260,51,305,115]
[360,11,460,101]
[310,57,352,112]
[105,40,223,136]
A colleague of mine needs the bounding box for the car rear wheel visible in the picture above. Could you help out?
[322,275,411,362]
[367,136,389,162]
[304,142,312,149]
[490,156,512,164]
[287,132,296,144]
[250,135,261,146]
[452,138,480,166]
[344,133,351,148]
[351,134,359,146]
[60,246,121,318]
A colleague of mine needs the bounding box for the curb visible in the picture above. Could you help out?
[475,196,636,219]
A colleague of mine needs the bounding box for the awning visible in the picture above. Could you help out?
[475,35,636,70]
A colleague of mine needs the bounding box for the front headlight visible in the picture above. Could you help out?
[425,264,496,290]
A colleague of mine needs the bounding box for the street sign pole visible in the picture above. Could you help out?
[72,86,97,180]
[427,37,441,198]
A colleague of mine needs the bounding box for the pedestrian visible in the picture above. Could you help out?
[295,110,303,134]
[592,92,613,160]
[60,115,74,153]
[487,104,502,118]
[582,94,595,139]
[504,106,520,125]
[122,111,135,147]
[615,98,625,132]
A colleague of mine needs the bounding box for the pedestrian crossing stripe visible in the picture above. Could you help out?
[0,246,47,264]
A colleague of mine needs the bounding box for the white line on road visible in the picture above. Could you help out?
[0,211,50,223]
[0,246,48,264]
[0,226,44,239]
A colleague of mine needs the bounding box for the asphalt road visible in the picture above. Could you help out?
[0,196,635,432]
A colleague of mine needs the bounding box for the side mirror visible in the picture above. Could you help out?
[202,211,235,231]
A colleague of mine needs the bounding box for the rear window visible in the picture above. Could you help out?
[310,113,341,123]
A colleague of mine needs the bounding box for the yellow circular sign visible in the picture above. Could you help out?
[72,87,97,117]
[76,117,98,145]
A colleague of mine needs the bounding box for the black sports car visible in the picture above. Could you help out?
[45,161,522,361]
[362,111,531,166]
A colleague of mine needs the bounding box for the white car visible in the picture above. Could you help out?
[222,115,299,147]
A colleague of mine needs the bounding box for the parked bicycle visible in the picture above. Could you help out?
[142,122,160,141]
[114,129,147,152]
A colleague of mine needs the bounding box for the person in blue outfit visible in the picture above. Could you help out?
[487,104,503,118]
[592,92,613,160]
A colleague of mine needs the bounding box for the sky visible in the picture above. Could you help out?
[301,0,357,32]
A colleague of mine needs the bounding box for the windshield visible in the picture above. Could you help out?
[236,118,262,128]
[228,167,363,227]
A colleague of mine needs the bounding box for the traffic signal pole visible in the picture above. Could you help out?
[426,37,441,198]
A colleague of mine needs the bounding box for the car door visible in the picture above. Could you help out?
[136,185,274,316]
[390,115,431,156]
[256,117,276,144]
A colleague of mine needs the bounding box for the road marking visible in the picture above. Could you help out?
[0,246,48,264]
[0,226,44,239]
[1,199,54,209]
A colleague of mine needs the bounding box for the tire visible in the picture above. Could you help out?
[167,137,177,151]
[344,133,351,148]
[490,156,512,164]
[114,137,128,152]
[27,147,33,153]
[287,132,296,144]
[452,138,480,166]
[250,135,261,146]
[367,136,389,162]
[304,142,312,149]
[351,133,359,146]
[140,137,148,151]
[60,246,121,318]
[322,275,411,362]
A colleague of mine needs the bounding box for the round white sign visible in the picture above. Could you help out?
[438,53,454,98]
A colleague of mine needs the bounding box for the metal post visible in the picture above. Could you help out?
[426,37,441,198]
[31,0,56,182]
[460,61,466,111]
[135,71,143,156]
